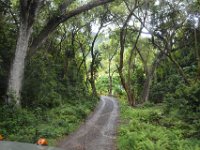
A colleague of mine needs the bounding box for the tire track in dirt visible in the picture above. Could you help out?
[58,96,119,150]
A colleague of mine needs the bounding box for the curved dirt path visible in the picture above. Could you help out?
[58,96,119,150]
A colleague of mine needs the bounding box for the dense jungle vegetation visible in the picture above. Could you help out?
[0,0,199,149]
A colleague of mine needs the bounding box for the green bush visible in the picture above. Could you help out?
[0,105,38,142]
[150,74,183,103]
[117,100,200,150]
[164,81,200,138]
[0,94,98,145]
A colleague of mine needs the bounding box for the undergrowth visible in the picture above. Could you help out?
[117,100,200,150]
[0,96,98,146]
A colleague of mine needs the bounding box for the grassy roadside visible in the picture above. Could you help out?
[0,96,98,146]
[117,100,200,150]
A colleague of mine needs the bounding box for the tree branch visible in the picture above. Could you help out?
[29,0,114,54]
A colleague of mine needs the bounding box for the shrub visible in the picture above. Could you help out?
[150,74,183,103]
[117,100,200,150]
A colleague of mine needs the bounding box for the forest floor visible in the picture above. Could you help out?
[57,96,119,150]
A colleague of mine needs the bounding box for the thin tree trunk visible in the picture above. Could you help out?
[108,59,112,95]
[77,42,88,76]
[90,76,97,96]
[89,19,105,96]
[118,71,135,106]
[141,71,153,103]
[90,54,97,96]
[194,29,200,78]
[90,50,97,96]
[108,45,118,96]
[118,6,137,106]
[168,54,190,85]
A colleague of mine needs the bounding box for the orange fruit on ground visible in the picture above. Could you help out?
[37,138,48,146]
[0,134,3,140]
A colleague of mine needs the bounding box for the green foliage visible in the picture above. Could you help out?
[112,76,125,96]
[22,52,63,107]
[150,74,184,103]
[96,75,123,95]
[164,81,200,138]
[0,95,97,145]
[130,66,145,100]
[0,105,38,142]
[117,100,200,150]
[0,3,17,102]
[0,0,200,148]
[96,76,109,94]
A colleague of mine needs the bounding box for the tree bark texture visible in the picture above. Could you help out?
[8,24,32,105]
[108,59,112,95]
[118,7,137,106]
[89,24,103,96]
[7,0,42,105]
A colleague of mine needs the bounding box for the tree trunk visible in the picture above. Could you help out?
[90,76,97,96]
[108,43,118,96]
[108,59,112,95]
[168,54,190,85]
[90,52,97,96]
[7,0,42,105]
[118,70,135,106]
[141,71,153,103]
[7,23,32,105]
[138,45,166,103]
[194,29,200,78]
[89,21,104,96]
[118,6,137,107]
[90,44,98,96]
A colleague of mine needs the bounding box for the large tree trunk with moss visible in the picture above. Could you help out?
[7,24,32,105]
[7,0,42,105]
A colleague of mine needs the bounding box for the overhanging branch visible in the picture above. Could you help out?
[29,0,114,54]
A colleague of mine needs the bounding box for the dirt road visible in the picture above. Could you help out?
[58,96,119,150]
